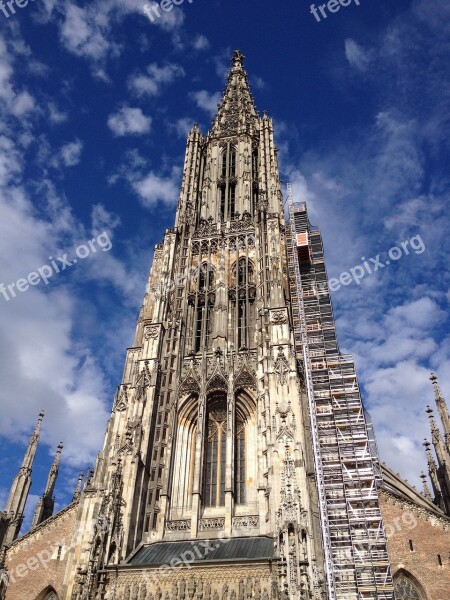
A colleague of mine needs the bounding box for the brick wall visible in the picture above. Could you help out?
[380,491,450,600]
[5,504,78,600]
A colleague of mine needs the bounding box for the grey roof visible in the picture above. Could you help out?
[128,536,275,566]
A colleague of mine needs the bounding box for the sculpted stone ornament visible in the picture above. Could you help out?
[199,517,225,530]
[145,325,159,340]
[165,520,190,532]
[274,348,290,386]
[271,310,287,325]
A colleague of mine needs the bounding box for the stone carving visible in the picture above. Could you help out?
[165,520,190,532]
[207,373,228,394]
[232,516,259,528]
[234,369,256,391]
[274,349,290,386]
[199,517,225,530]
[179,375,200,396]
[114,386,129,412]
[271,310,287,325]
[145,325,159,340]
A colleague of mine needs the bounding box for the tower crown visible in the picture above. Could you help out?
[210,49,259,138]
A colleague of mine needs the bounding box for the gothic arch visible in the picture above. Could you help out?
[35,587,59,600]
[234,390,257,507]
[393,569,427,600]
[171,395,198,513]
[203,393,228,507]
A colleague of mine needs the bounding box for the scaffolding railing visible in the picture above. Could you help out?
[287,186,394,600]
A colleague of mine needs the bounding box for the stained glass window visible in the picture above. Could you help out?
[234,418,246,504]
[394,574,423,600]
[204,407,227,507]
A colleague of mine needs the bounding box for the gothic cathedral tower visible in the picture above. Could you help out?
[63,51,394,600]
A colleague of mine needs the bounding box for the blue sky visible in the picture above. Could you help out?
[0,0,449,531]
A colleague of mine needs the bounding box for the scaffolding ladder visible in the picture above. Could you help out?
[286,187,394,600]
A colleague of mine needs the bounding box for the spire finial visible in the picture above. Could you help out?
[420,471,432,501]
[429,372,450,445]
[231,49,245,68]
[31,442,64,529]
[72,471,84,503]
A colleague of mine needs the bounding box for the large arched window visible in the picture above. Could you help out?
[231,258,256,350]
[191,263,215,353]
[218,144,237,221]
[170,395,198,516]
[203,399,227,507]
[234,416,246,504]
[394,571,426,600]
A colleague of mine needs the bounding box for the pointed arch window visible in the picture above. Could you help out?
[394,572,425,600]
[234,417,246,504]
[251,148,259,212]
[191,263,215,353]
[218,144,237,221]
[231,257,256,350]
[204,402,227,507]
[221,150,227,177]
[230,148,236,177]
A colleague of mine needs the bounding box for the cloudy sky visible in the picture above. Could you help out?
[0,0,449,530]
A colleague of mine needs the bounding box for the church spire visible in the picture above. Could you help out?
[420,471,433,501]
[0,411,44,547]
[430,372,450,451]
[423,438,443,507]
[426,405,448,466]
[72,471,84,503]
[31,442,63,529]
[210,49,259,138]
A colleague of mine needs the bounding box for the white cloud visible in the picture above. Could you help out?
[128,62,184,97]
[142,0,186,31]
[192,34,210,51]
[107,106,152,136]
[190,90,221,117]
[170,116,193,138]
[251,75,266,90]
[345,38,372,71]
[132,170,180,207]
[60,4,114,62]
[48,102,68,124]
[60,140,83,167]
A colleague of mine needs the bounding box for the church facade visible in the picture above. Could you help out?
[1,51,449,600]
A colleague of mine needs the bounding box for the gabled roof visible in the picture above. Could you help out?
[127,536,275,567]
[380,463,448,519]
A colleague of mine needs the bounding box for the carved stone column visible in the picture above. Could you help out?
[191,393,206,537]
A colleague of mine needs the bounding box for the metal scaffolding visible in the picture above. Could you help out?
[286,188,394,600]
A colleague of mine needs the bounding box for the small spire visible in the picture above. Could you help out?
[72,471,84,503]
[231,49,245,68]
[426,406,447,465]
[1,411,44,546]
[424,438,437,469]
[420,471,432,501]
[210,49,258,138]
[430,372,450,446]
[85,467,94,488]
[31,442,63,529]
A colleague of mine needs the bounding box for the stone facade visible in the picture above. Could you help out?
[105,563,275,600]
[380,491,450,600]
[61,49,327,600]
[4,504,77,600]
[1,50,449,600]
